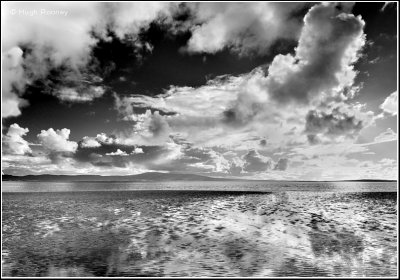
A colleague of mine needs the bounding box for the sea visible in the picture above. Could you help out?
[1,181,398,277]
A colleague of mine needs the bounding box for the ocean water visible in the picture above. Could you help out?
[2,181,398,277]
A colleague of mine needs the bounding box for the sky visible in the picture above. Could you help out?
[1,1,398,180]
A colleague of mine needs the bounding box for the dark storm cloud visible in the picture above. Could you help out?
[305,108,363,142]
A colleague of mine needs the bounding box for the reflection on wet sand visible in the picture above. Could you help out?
[2,191,397,277]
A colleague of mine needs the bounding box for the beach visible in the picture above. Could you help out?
[2,183,397,277]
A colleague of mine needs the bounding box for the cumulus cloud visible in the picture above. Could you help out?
[184,2,309,55]
[267,2,365,103]
[222,2,366,128]
[37,128,78,153]
[281,4,364,100]
[95,133,120,145]
[380,91,397,116]
[104,147,143,157]
[80,133,121,149]
[305,107,363,142]
[373,128,397,143]
[131,147,144,154]
[2,123,32,155]
[80,136,102,148]
[106,149,129,156]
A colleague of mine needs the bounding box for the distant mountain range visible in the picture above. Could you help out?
[1,172,233,182]
[1,172,396,182]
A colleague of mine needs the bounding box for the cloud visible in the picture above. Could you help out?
[80,136,102,148]
[113,76,240,120]
[57,86,105,103]
[131,147,144,154]
[268,2,365,103]
[222,2,366,127]
[1,2,174,118]
[3,3,395,181]
[272,3,365,103]
[80,133,121,149]
[242,150,272,172]
[2,123,32,155]
[133,110,170,139]
[113,97,172,145]
[73,135,241,175]
[107,3,367,150]
[2,154,53,175]
[2,47,29,118]
[104,147,143,157]
[373,128,397,143]
[74,137,181,169]
[184,2,309,55]
[105,2,173,40]
[259,139,267,146]
[285,153,398,181]
[95,133,120,145]
[37,128,78,153]
[126,110,172,146]
[380,91,397,116]
[305,107,363,142]
[274,158,289,171]
[306,134,321,145]
[227,162,243,176]
[106,149,129,156]
[2,3,103,117]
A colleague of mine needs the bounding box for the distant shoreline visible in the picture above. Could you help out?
[2,173,397,183]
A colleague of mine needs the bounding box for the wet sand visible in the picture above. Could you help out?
[2,191,397,277]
